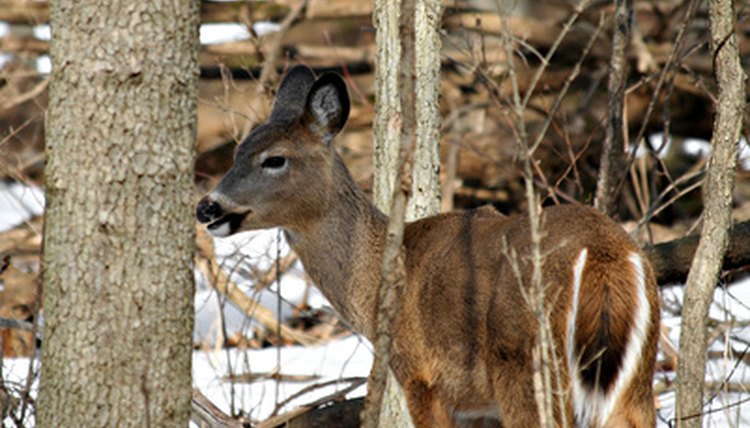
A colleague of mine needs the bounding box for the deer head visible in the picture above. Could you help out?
[196,66,350,237]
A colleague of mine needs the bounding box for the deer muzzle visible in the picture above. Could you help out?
[196,197,223,224]
[196,196,249,237]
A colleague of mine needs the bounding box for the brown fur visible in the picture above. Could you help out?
[196,66,660,427]
[0,265,38,357]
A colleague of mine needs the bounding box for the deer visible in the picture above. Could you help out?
[196,65,660,427]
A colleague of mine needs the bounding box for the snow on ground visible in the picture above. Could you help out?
[193,334,372,423]
[656,282,750,427]
[0,182,44,230]
[193,228,329,345]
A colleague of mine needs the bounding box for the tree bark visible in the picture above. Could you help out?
[368,0,415,425]
[594,0,631,216]
[408,0,443,220]
[375,1,445,426]
[369,0,442,425]
[39,2,199,427]
[373,0,403,213]
[675,0,746,425]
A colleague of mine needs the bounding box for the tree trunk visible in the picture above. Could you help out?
[369,0,415,424]
[675,0,746,425]
[409,0,443,220]
[594,0,631,216]
[373,0,403,212]
[369,0,443,425]
[39,2,199,427]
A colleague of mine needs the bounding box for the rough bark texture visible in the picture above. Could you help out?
[370,0,445,425]
[408,0,443,220]
[39,2,199,427]
[594,0,631,216]
[370,0,415,426]
[373,0,402,213]
[675,0,746,425]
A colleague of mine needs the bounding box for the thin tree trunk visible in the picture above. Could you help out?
[368,0,443,425]
[594,0,631,216]
[39,2,199,427]
[675,0,746,425]
[409,0,443,220]
[373,0,402,212]
[368,0,415,425]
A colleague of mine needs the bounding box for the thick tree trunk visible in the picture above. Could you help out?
[39,2,199,427]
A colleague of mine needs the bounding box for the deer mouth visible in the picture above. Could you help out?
[206,211,250,237]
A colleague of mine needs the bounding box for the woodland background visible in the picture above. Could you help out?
[0,0,749,426]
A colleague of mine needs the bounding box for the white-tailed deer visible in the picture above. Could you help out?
[196,65,660,427]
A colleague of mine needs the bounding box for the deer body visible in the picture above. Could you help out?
[196,65,659,427]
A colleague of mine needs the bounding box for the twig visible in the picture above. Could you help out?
[195,228,316,346]
[256,0,307,95]
[191,389,245,428]
[363,0,416,425]
[0,318,34,331]
[258,377,367,428]
[528,15,605,155]
[15,276,41,426]
[224,371,320,384]
[270,376,366,417]
[499,12,558,428]
[615,0,701,205]
[0,79,49,112]
[519,0,593,110]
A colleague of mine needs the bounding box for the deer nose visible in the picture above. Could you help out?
[196,197,223,224]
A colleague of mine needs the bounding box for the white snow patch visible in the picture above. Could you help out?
[0,182,45,232]
[200,23,248,45]
[35,55,50,74]
[33,25,50,41]
[192,334,372,423]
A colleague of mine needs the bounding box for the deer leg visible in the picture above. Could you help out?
[402,377,456,428]
[490,360,543,428]
[492,358,576,428]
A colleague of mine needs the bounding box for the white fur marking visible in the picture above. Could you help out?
[596,252,651,426]
[568,252,651,427]
[567,248,592,425]
[209,221,231,238]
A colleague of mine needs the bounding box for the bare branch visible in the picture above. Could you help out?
[594,0,632,215]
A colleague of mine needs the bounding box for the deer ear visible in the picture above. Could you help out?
[302,73,350,145]
[269,65,317,124]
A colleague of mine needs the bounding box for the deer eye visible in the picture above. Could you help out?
[261,156,287,169]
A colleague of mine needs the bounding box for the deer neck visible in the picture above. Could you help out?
[284,157,388,339]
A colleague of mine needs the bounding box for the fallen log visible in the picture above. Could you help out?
[645,219,750,286]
